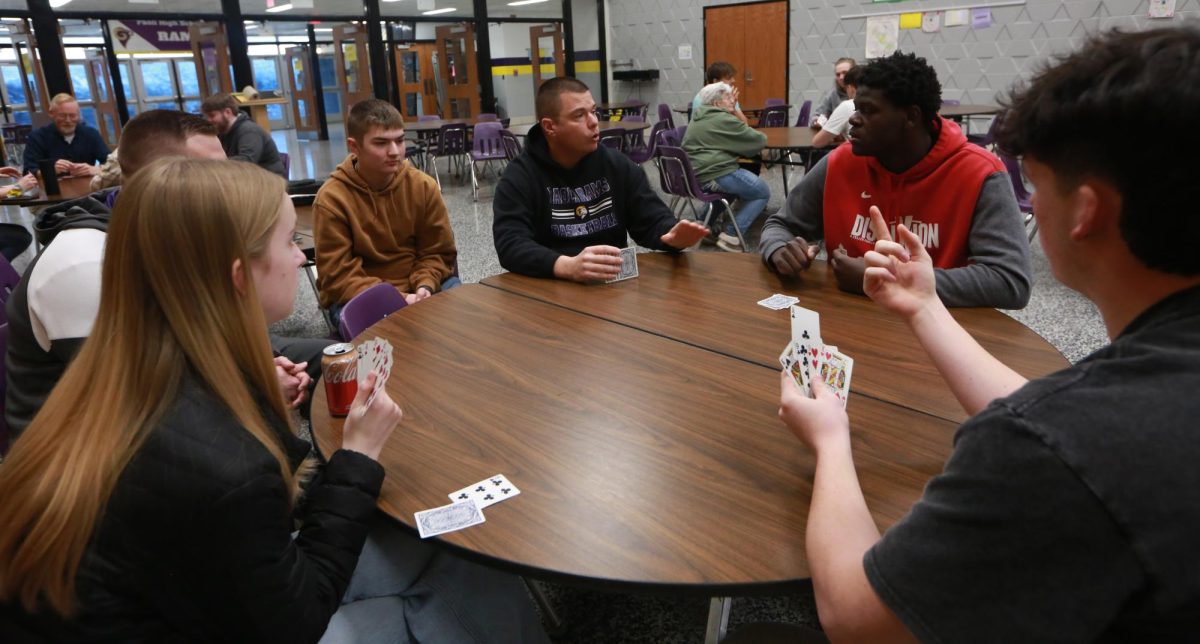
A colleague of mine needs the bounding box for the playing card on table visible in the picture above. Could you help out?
[605,247,639,283]
[757,293,799,310]
[414,500,486,539]
[448,474,521,510]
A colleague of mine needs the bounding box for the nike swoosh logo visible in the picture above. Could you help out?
[861,191,871,199]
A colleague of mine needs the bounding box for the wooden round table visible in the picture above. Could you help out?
[311,253,1067,597]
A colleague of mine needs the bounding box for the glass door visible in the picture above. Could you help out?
[394,43,437,119]
[285,46,320,138]
[333,24,373,114]
[435,24,479,119]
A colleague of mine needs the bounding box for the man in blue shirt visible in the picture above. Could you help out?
[22,94,109,177]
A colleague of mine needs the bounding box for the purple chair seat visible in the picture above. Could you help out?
[470,121,507,200]
[339,283,408,342]
[656,145,750,250]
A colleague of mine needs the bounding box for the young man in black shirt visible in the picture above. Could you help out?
[779,26,1200,642]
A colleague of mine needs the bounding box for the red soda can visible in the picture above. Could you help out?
[321,343,358,417]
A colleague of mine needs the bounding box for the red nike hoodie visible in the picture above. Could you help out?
[822,117,1004,268]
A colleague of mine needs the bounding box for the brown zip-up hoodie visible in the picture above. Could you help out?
[313,155,457,309]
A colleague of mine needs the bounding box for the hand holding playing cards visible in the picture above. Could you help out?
[342,371,403,461]
[554,245,622,282]
[863,206,938,320]
[660,219,709,249]
[273,356,311,408]
[769,237,819,276]
[779,369,850,453]
[829,246,866,295]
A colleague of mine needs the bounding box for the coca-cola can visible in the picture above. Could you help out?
[321,343,358,417]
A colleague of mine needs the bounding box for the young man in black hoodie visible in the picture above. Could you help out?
[492,77,708,282]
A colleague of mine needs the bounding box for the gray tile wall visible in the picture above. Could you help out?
[606,0,1200,113]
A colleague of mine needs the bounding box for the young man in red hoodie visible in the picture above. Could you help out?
[760,52,1032,309]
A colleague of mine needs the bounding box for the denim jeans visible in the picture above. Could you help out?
[318,516,549,644]
[708,169,772,237]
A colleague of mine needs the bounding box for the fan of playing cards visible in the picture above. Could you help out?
[357,338,393,407]
[778,306,855,407]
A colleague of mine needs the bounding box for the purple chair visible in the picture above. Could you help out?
[764,98,786,107]
[628,120,667,164]
[757,105,788,128]
[428,122,468,190]
[794,100,813,127]
[942,99,961,106]
[999,153,1037,242]
[598,129,625,151]
[277,152,290,179]
[656,125,686,148]
[657,103,675,130]
[967,111,1003,148]
[470,121,506,201]
[477,113,498,122]
[338,283,408,342]
[500,129,523,161]
[656,145,749,250]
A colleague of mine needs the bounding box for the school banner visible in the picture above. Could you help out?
[109,20,193,54]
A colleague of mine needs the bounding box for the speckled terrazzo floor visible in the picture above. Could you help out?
[1,128,1108,642]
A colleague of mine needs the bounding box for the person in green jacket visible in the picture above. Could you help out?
[682,82,774,252]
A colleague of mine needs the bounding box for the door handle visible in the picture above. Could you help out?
[745,70,754,84]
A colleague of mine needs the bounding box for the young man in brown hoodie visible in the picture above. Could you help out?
[314,99,458,322]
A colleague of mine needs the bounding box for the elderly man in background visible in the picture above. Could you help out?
[682,81,773,252]
[22,93,109,177]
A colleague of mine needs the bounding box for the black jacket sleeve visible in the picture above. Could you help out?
[206,449,384,643]
[492,161,563,277]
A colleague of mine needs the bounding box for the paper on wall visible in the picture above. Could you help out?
[865,14,900,59]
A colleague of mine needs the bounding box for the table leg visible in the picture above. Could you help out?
[781,155,790,195]
[704,596,731,644]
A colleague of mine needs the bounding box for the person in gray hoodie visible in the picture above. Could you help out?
[681,82,774,252]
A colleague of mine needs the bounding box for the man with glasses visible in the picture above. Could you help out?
[22,93,109,178]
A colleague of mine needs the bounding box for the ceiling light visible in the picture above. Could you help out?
[423,7,456,15]
[50,0,74,7]
[382,0,405,3]
[508,0,548,5]
[266,3,294,13]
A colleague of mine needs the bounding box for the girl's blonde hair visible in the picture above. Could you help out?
[0,158,297,616]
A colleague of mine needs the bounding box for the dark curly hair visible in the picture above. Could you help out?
[855,51,942,131]
[995,26,1200,276]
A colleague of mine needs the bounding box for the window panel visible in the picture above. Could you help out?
[69,64,92,101]
[1,65,26,105]
[176,61,199,96]
[140,61,175,98]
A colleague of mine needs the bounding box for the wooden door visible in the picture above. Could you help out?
[9,22,64,118]
[285,46,321,139]
[704,1,787,110]
[529,24,564,91]
[190,22,233,97]
[394,43,438,119]
[85,50,120,146]
[333,24,373,115]
[435,24,480,119]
